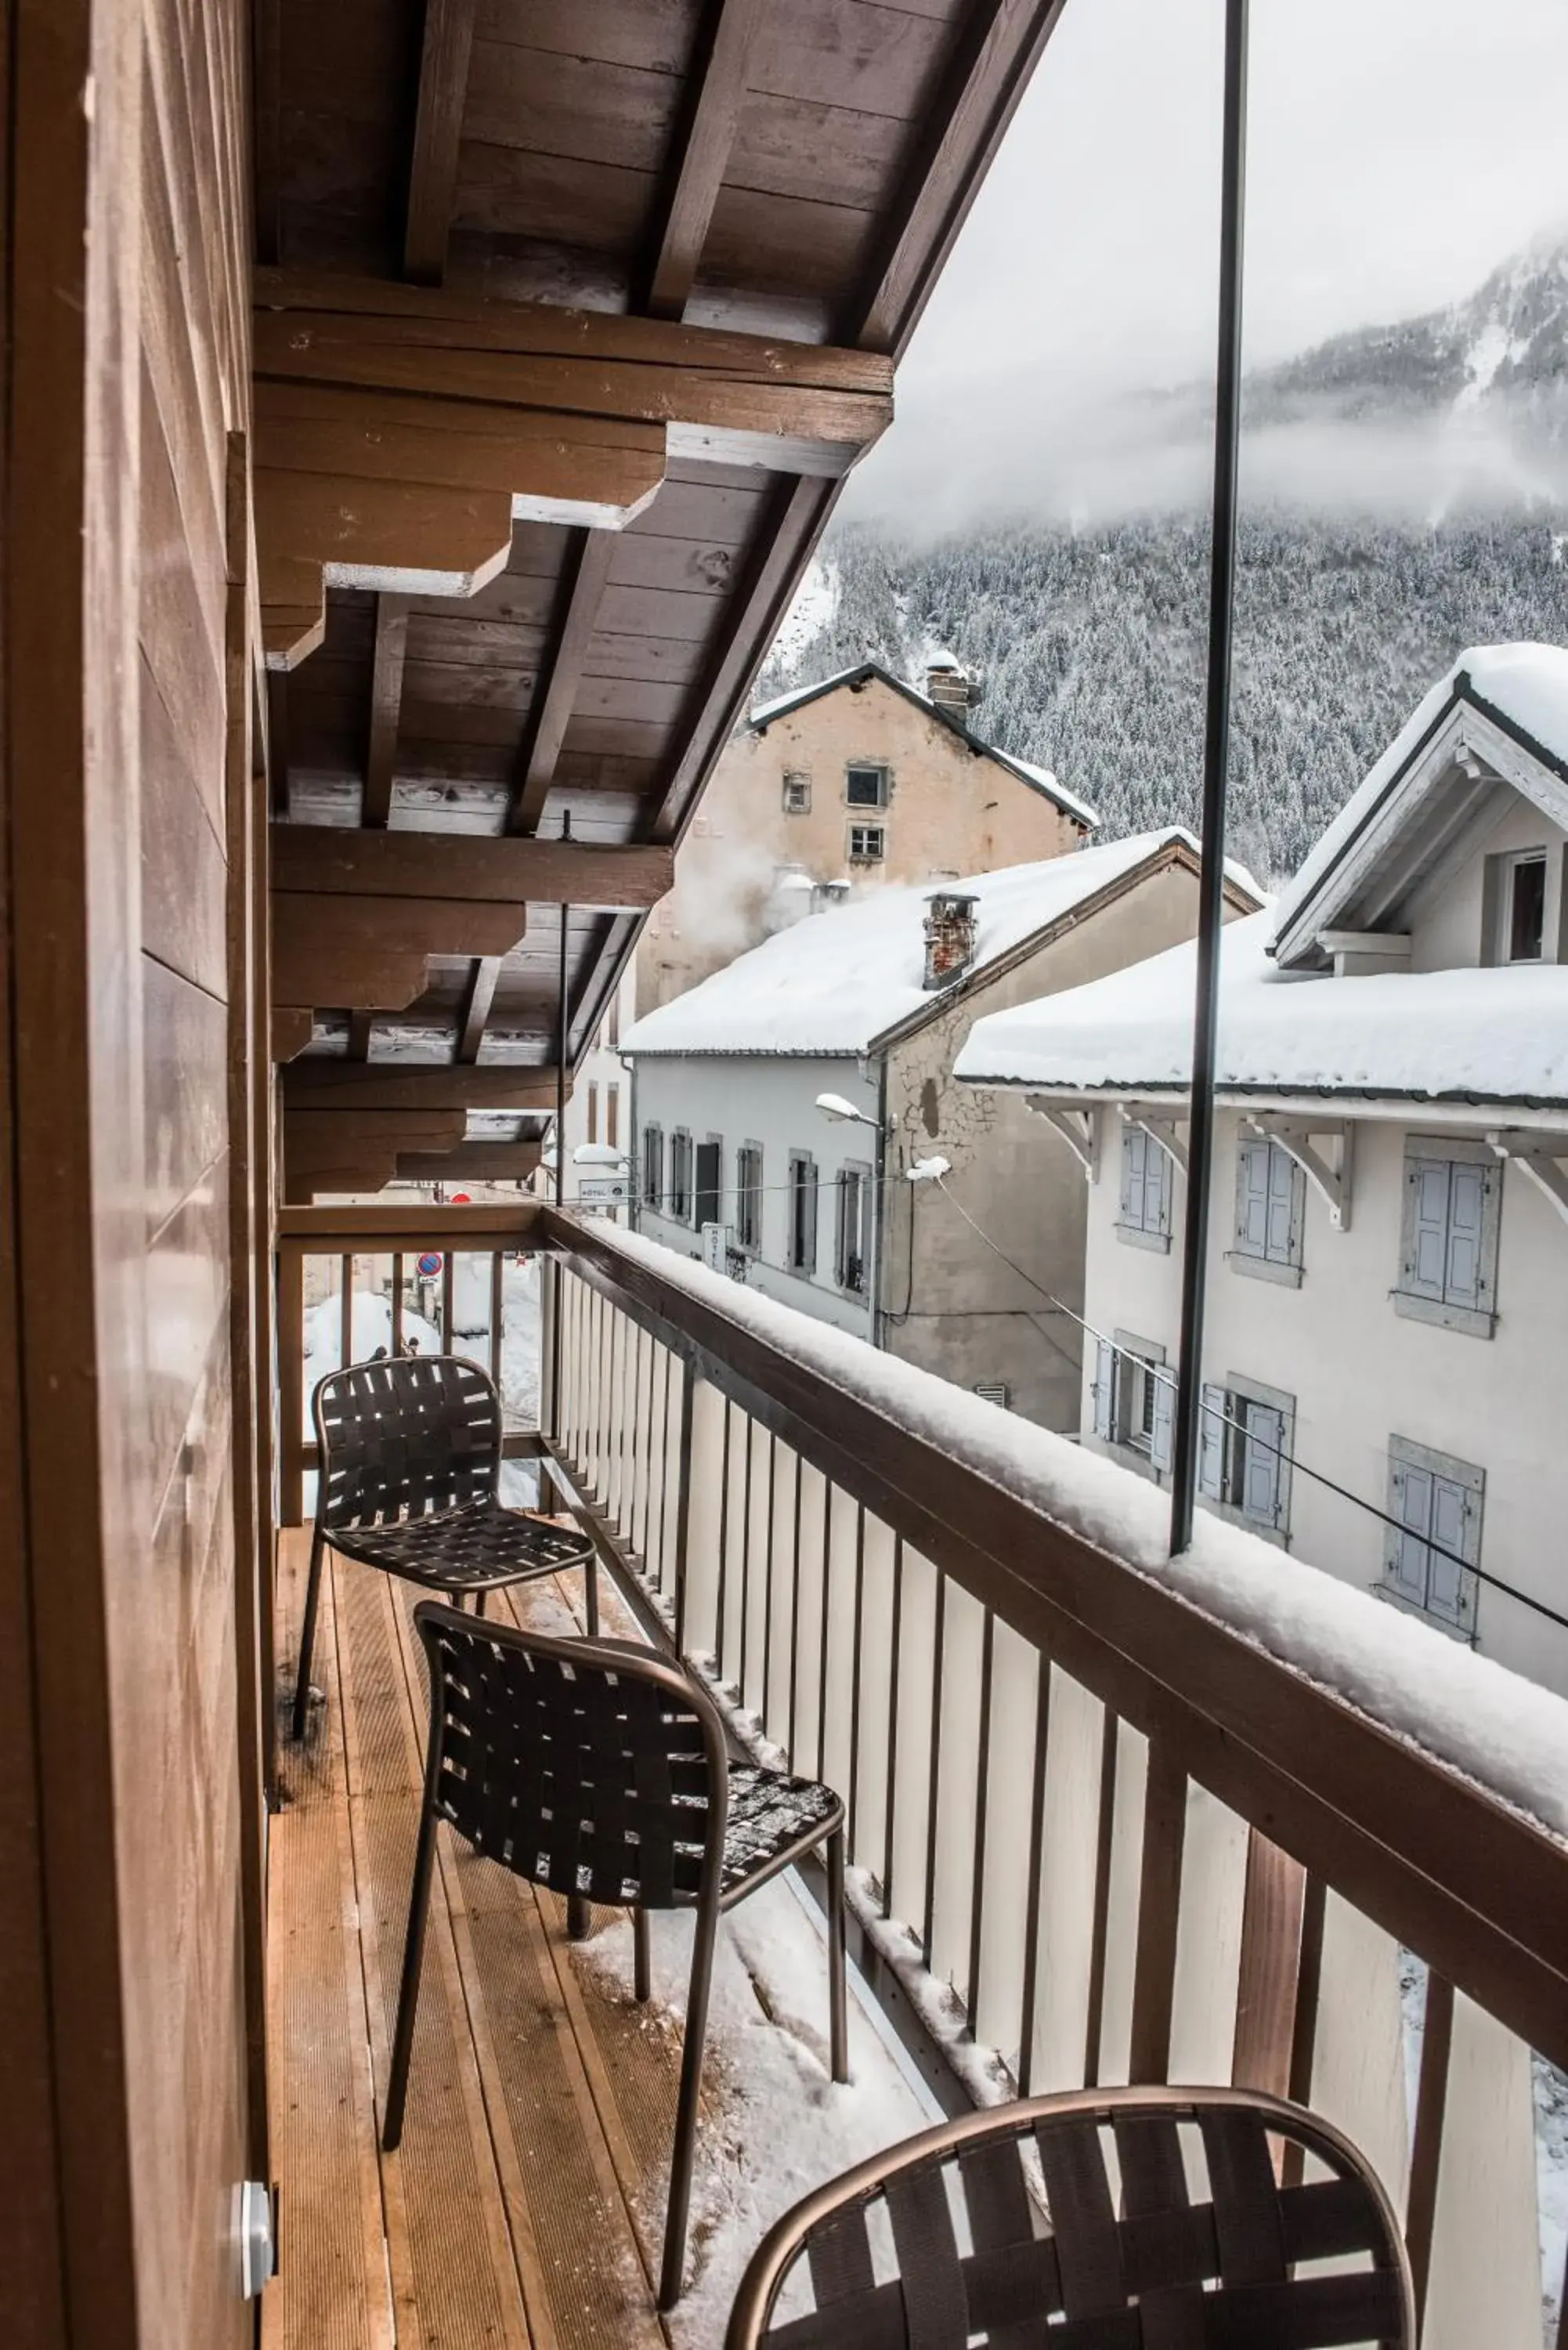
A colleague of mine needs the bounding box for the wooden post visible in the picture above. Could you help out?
[277,1245,305,1527]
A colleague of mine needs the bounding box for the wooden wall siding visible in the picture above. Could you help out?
[3,0,259,2338]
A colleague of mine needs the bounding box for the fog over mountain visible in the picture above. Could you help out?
[759,240,1568,883]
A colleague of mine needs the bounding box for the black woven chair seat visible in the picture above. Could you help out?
[329,1499,594,1593]
[721,1766,843,1895]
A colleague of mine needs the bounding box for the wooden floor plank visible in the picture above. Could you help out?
[264,1531,393,2350]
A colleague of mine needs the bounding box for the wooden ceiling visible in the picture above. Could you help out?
[255,0,1066,1198]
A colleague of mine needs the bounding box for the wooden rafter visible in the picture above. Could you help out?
[645,0,766,319]
[457,958,501,1064]
[283,1064,558,1112]
[347,1010,374,1061]
[404,0,477,285]
[271,891,528,1016]
[508,529,616,835]
[270,825,674,909]
[362,594,410,826]
[284,1107,468,1203]
[396,1141,542,1184]
[253,274,892,665]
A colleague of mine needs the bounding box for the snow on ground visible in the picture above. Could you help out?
[588,1224,1568,1846]
[622,832,1230,1061]
[955,905,1568,1104]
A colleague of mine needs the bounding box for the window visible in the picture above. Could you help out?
[845,763,887,808]
[641,1123,663,1210]
[782,772,811,814]
[1198,1376,1295,1538]
[836,1163,871,1292]
[1395,1137,1500,1336]
[1116,1124,1173,1251]
[693,1138,721,1231]
[1506,851,1547,962]
[605,1085,619,1150]
[586,1082,598,1144]
[848,822,885,863]
[735,1143,763,1253]
[670,1129,693,1221]
[787,1152,818,1272]
[1092,1333,1173,1471]
[1231,1137,1304,1283]
[1382,1437,1482,1636]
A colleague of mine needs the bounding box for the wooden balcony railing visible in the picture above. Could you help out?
[276,1200,1568,2343]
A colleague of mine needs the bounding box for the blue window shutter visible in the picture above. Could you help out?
[1444,1163,1485,1307]
[1406,1160,1450,1297]
[1151,1368,1175,1471]
[1242,1402,1284,1526]
[1265,1146,1295,1264]
[1150,1141,1172,1235]
[1393,1461,1434,1601]
[1198,1383,1227,1499]
[1093,1340,1115,1438]
[1239,1140,1270,1253]
[1426,1476,1470,1621]
[1120,1130,1141,1221]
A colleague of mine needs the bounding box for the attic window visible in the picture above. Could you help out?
[845,764,887,808]
[1507,851,1547,962]
[782,772,811,814]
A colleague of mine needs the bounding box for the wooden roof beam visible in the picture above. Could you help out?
[457,957,501,1064]
[362,593,410,826]
[284,1064,558,1112]
[395,1141,542,1184]
[252,275,891,666]
[644,0,766,320]
[284,1106,467,1203]
[508,528,616,834]
[271,890,529,1016]
[270,825,674,909]
[404,0,476,285]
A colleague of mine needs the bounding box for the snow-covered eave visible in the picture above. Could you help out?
[961,1076,1568,1132]
[621,1042,863,1063]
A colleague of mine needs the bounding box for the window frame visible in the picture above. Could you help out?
[1115,1123,1174,1253]
[669,1127,693,1223]
[1093,1331,1173,1476]
[1381,1434,1483,1640]
[786,1150,818,1274]
[693,1134,722,1233]
[1393,1133,1500,1338]
[847,821,886,864]
[1229,1134,1305,1286]
[835,1159,872,1294]
[844,761,888,809]
[1198,1371,1296,1542]
[782,770,811,815]
[735,1141,764,1255]
[640,1122,663,1211]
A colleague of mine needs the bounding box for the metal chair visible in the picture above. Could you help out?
[725,2084,1415,2348]
[382,1601,850,2312]
[291,1352,595,1741]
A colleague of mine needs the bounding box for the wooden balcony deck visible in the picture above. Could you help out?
[264,1529,710,2350]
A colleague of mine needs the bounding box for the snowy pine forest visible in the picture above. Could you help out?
[756,237,1568,884]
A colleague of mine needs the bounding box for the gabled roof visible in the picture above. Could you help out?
[1270,644,1568,971]
[955,907,1568,1111]
[621,831,1227,1061]
[747,660,1100,829]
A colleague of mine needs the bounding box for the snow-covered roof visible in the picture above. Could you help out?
[1271,642,1568,968]
[956,907,1568,1108]
[621,832,1216,1061]
[746,660,1100,829]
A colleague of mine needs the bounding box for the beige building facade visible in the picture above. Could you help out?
[636,661,1095,1013]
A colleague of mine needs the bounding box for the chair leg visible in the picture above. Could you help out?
[382,1800,441,2152]
[826,1827,849,2084]
[291,1522,328,1742]
[659,1896,719,2312]
[472,1589,487,1620]
[567,1892,592,1941]
[633,1906,651,2003]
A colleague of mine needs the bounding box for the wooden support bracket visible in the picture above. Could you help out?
[1030,1101,1100,1180]
[1486,1131,1568,1228]
[253,272,892,667]
[1122,1105,1188,1176]
[1244,1114,1355,1231]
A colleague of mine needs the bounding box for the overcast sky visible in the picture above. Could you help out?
[846,0,1568,520]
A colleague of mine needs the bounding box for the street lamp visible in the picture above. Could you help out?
[815,1090,879,1128]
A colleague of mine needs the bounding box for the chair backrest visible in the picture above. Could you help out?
[725,2085,1414,2350]
[413,1601,732,1911]
[313,1353,500,1530]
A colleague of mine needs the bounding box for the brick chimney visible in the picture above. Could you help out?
[924,653,974,721]
[923,890,980,989]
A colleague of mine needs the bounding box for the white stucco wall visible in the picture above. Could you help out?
[629,1053,879,1338]
[1406,797,1568,972]
[1077,1107,1568,1693]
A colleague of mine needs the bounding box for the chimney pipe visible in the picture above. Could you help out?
[925,656,972,721]
[923,891,979,989]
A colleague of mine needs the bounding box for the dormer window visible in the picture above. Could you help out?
[1505,851,1547,962]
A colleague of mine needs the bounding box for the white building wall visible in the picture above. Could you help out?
[1078,1108,1568,1693]
[630,1053,880,1339]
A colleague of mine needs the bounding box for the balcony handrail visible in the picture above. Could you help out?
[273,1198,1568,2078]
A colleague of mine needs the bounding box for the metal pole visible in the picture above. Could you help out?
[1169,0,1249,1556]
[551,896,569,1433]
